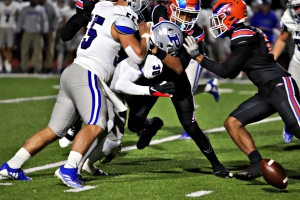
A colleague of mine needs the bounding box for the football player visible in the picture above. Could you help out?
[0,0,21,72]
[126,0,233,178]
[152,0,220,140]
[272,0,300,143]
[82,21,182,175]
[183,0,300,180]
[0,0,151,189]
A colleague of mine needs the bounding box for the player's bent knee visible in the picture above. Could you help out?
[224,116,243,130]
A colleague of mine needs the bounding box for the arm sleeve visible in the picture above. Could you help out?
[201,45,252,78]
[115,67,150,96]
[61,13,89,42]
[177,48,192,71]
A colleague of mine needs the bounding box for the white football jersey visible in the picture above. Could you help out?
[0,1,21,28]
[281,9,300,64]
[74,1,138,83]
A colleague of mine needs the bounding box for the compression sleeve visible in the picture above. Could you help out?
[201,44,252,78]
[61,13,90,42]
[115,67,150,96]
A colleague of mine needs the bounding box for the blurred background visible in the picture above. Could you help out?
[0,0,292,76]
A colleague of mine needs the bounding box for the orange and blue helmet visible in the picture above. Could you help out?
[209,0,247,38]
[168,0,201,31]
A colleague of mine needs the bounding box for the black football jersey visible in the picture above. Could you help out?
[202,24,290,87]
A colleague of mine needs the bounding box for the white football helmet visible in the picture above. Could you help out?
[127,0,149,13]
[151,21,184,56]
[288,0,300,23]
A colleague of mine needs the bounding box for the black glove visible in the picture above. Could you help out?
[149,81,175,98]
[149,37,156,52]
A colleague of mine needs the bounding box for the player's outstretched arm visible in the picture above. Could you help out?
[273,27,292,60]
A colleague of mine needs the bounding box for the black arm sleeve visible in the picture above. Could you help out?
[61,13,90,42]
[201,44,252,78]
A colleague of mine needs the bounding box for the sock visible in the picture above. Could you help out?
[82,158,97,175]
[7,147,31,169]
[183,122,221,167]
[204,83,212,92]
[248,150,262,164]
[64,151,83,169]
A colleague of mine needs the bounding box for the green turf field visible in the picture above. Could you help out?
[0,76,299,200]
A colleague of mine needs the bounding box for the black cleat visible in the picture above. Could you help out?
[93,169,108,176]
[136,117,164,150]
[213,164,233,178]
[235,167,261,180]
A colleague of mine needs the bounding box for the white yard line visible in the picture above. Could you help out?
[64,186,97,193]
[0,96,57,104]
[186,190,213,197]
[0,183,12,186]
[6,116,279,175]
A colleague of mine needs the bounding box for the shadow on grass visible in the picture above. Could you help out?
[284,144,300,151]
[262,188,288,193]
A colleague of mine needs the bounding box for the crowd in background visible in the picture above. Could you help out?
[0,0,292,75]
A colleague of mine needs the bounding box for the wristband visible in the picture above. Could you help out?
[155,48,167,60]
[141,33,150,39]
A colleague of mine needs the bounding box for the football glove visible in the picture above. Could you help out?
[149,81,175,98]
[183,36,200,59]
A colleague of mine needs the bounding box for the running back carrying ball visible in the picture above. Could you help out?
[260,159,288,189]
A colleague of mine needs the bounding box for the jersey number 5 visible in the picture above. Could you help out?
[81,15,105,50]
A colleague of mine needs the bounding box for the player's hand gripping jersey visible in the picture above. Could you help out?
[74,1,139,83]
[281,9,300,64]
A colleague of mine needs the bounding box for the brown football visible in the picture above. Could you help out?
[260,158,288,189]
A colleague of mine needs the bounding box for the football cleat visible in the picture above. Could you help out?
[178,132,191,140]
[282,125,293,143]
[93,168,108,176]
[0,162,32,181]
[55,165,83,188]
[136,117,164,149]
[235,165,261,180]
[213,164,233,178]
[207,78,220,102]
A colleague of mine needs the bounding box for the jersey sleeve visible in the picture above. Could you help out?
[61,13,90,41]
[115,67,150,96]
[201,44,253,78]
[113,16,137,34]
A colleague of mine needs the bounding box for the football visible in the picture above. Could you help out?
[260,158,288,189]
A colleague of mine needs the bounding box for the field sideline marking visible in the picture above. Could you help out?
[0,116,281,176]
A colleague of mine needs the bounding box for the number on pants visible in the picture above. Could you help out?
[81,15,105,49]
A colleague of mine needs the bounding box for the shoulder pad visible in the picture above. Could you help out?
[230,26,256,46]
[186,24,205,42]
[114,16,137,35]
[152,5,168,25]
[140,55,163,79]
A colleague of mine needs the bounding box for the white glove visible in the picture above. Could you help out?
[183,36,200,59]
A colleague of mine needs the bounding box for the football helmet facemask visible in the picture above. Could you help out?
[288,0,300,24]
[168,0,201,31]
